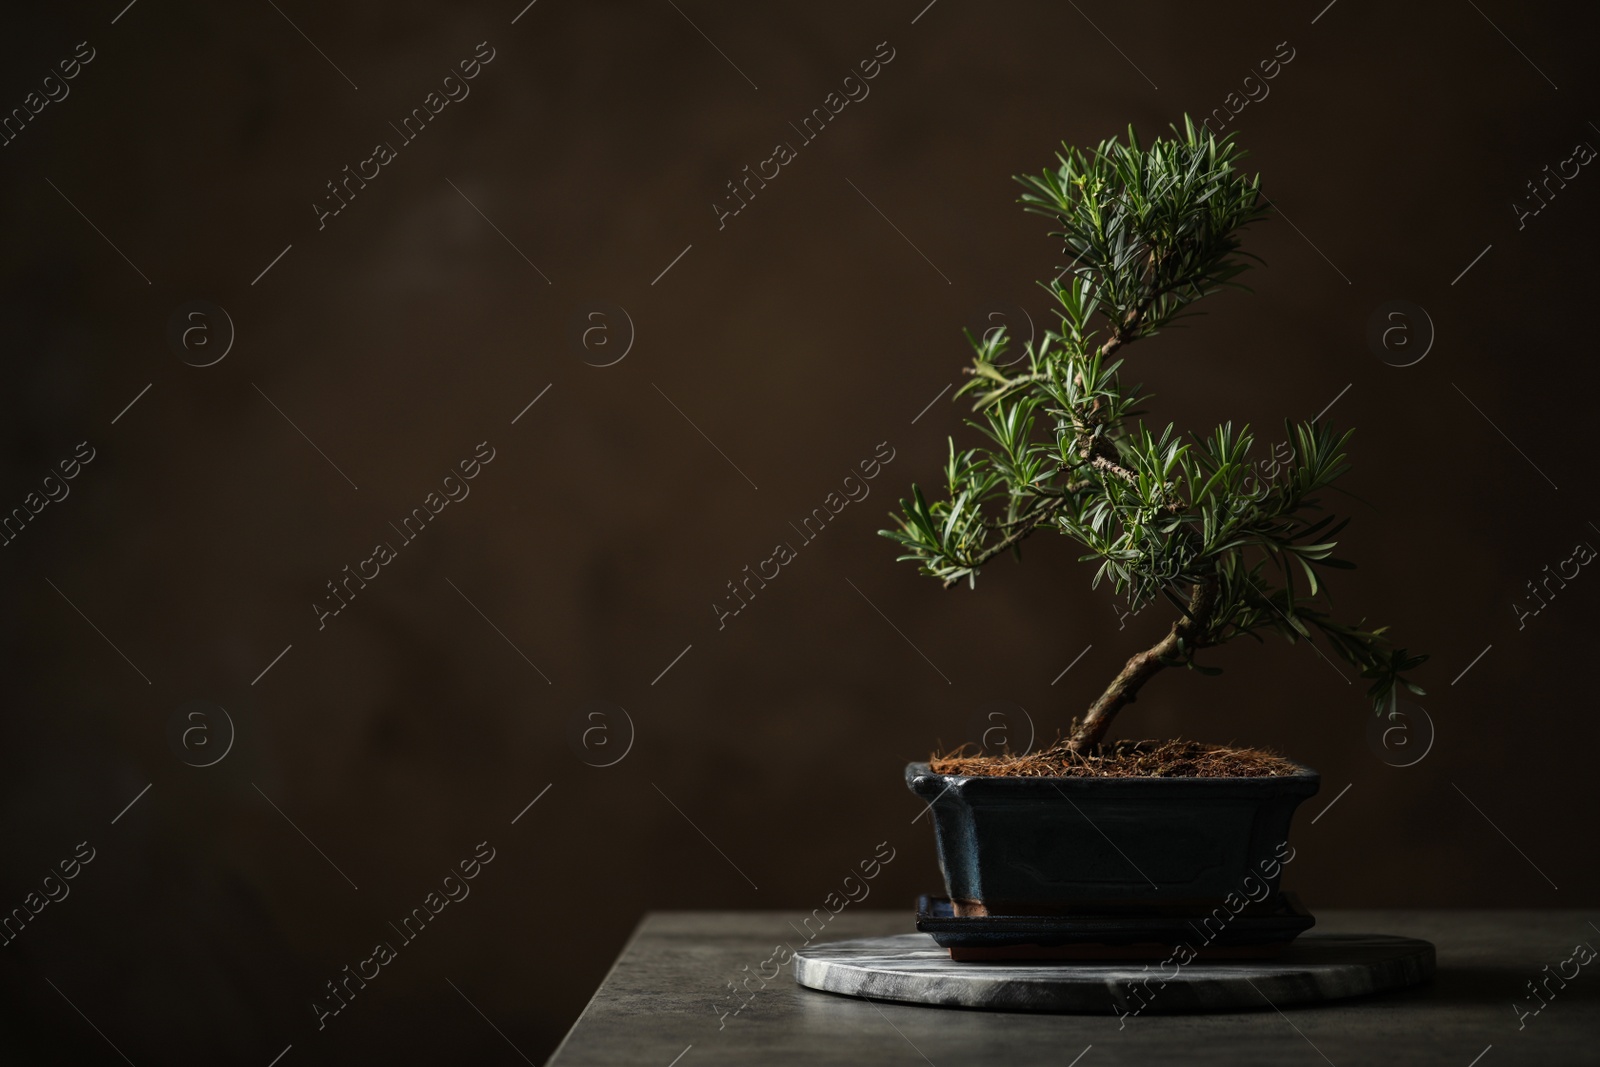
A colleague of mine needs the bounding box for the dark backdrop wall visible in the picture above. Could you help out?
[3,1,1596,1062]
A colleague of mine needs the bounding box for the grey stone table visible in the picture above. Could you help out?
[547,911,1600,1065]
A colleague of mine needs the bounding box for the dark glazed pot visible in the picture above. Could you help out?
[906,761,1320,916]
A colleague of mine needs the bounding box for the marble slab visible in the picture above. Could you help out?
[793,931,1434,1013]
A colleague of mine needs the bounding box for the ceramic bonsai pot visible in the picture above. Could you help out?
[906,761,1320,917]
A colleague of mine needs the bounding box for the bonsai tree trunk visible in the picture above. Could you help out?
[1064,580,1218,753]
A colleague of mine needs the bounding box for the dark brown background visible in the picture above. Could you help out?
[3,1,1596,1063]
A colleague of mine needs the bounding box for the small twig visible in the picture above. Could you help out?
[950,497,1071,575]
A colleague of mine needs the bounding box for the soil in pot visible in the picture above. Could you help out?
[929,738,1299,779]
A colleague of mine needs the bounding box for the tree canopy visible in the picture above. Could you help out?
[881,118,1426,750]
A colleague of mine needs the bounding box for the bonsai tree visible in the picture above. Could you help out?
[882,118,1426,758]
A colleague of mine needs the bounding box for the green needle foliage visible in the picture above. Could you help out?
[881,118,1426,752]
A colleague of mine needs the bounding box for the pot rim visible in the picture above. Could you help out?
[906,759,1320,790]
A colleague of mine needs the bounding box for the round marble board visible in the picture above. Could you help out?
[793,932,1434,1013]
